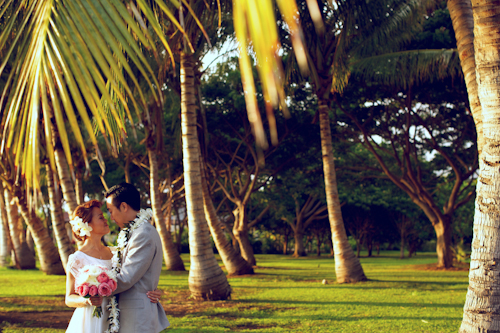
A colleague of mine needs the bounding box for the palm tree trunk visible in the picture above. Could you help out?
[46,165,74,271]
[319,101,367,283]
[200,160,253,276]
[14,185,65,275]
[0,185,10,266]
[54,147,78,214]
[3,184,36,269]
[25,228,35,256]
[460,2,500,331]
[54,147,82,249]
[181,51,231,300]
[75,169,84,205]
[148,149,185,271]
[447,0,483,154]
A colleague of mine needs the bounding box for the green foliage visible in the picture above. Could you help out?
[408,2,456,50]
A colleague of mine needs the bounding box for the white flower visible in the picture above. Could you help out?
[106,208,152,333]
[69,216,93,237]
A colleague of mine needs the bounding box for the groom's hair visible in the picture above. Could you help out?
[105,182,141,211]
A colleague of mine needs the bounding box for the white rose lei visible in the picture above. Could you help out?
[105,208,153,333]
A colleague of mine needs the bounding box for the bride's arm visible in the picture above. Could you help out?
[65,272,102,307]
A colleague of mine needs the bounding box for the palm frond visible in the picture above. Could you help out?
[0,0,192,198]
[347,0,436,58]
[350,49,462,89]
[233,0,306,148]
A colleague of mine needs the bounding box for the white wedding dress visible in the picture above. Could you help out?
[66,251,112,333]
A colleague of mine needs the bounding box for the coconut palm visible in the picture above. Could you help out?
[459,0,500,331]
[45,164,74,271]
[146,123,186,271]
[0,0,200,206]
[181,50,231,299]
[54,147,79,215]
[13,182,65,274]
[0,184,10,266]
[292,0,456,279]
[1,182,36,269]
[157,0,230,299]
[446,0,483,154]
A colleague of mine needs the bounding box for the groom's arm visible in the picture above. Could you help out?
[113,229,155,295]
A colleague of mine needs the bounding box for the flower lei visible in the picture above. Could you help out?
[69,216,93,237]
[105,208,153,333]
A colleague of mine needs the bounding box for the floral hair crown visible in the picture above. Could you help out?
[69,216,93,237]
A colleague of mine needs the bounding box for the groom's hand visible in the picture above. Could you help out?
[147,289,163,303]
[88,296,103,306]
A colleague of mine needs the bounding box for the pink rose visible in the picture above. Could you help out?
[107,279,117,291]
[98,282,113,297]
[78,283,90,297]
[75,285,83,296]
[97,272,109,284]
[89,285,98,297]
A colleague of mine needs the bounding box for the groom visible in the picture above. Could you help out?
[105,183,170,333]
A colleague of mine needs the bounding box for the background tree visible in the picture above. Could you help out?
[335,75,476,267]
[202,57,286,266]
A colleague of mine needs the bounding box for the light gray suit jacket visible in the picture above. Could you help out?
[114,222,170,333]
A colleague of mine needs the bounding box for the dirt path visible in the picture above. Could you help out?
[0,291,245,330]
[0,311,73,329]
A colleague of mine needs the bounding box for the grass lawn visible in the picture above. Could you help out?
[0,251,468,332]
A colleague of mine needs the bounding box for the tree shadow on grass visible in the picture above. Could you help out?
[237,281,467,290]
[235,299,463,308]
[193,308,462,322]
[373,280,468,285]
[270,315,463,322]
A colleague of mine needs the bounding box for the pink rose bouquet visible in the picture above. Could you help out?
[75,265,117,318]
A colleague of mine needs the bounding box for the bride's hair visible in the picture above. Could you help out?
[71,199,102,241]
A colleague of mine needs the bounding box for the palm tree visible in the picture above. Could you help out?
[181,50,231,299]
[147,130,186,271]
[1,183,36,269]
[46,105,82,248]
[0,0,195,207]
[0,184,11,266]
[318,100,366,282]
[288,0,382,283]
[459,0,500,331]
[156,0,232,299]
[446,0,483,154]
[46,164,74,271]
[54,147,79,216]
[13,183,65,275]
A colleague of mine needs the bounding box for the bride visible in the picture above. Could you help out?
[65,200,162,332]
